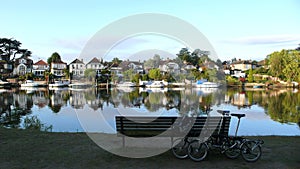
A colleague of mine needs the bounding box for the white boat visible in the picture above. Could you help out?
[49,80,70,88]
[0,80,11,88]
[195,80,220,88]
[21,80,40,87]
[145,81,165,88]
[116,82,136,88]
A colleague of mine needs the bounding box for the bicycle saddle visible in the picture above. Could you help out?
[231,113,245,118]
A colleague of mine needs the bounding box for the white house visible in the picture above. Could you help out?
[13,55,33,76]
[69,58,85,77]
[159,61,180,74]
[50,60,67,77]
[86,57,105,75]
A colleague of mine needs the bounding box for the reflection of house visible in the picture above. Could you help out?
[32,91,49,108]
[69,59,85,77]
[119,60,144,74]
[13,55,33,75]
[69,91,86,109]
[50,60,67,77]
[50,90,68,108]
[159,61,180,74]
[32,60,49,77]
[86,57,105,75]
[13,93,33,110]
[231,92,250,108]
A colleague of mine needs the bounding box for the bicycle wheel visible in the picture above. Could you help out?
[171,138,189,159]
[188,140,208,162]
[241,141,262,162]
[224,139,240,159]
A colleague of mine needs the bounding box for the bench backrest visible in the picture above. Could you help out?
[115,116,231,137]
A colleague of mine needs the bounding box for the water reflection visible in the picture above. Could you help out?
[0,87,299,134]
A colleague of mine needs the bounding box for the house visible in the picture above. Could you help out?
[50,60,67,77]
[32,60,49,77]
[69,58,85,78]
[13,55,33,76]
[230,60,255,71]
[110,63,123,77]
[86,57,105,75]
[119,60,144,74]
[159,61,180,74]
[199,61,219,71]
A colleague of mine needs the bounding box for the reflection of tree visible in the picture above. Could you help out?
[266,91,300,123]
[227,89,300,124]
[144,92,166,112]
[0,92,32,128]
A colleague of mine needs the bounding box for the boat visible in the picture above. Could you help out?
[20,80,40,87]
[145,81,165,88]
[253,85,263,89]
[195,80,220,88]
[116,82,136,88]
[0,80,11,89]
[49,80,70,88]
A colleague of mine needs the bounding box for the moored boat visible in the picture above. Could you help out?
[195,80,220,88]
[20,80,40,87]
[145,81,165,88]
[49,80,70,88]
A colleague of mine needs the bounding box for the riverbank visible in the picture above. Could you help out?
[0,128,299,169]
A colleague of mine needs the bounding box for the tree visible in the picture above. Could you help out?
[144,54,161,68]
[84,68,96,82]
[148,68,161,80]
[112,57,122,65]
[122,69,134,82]
[248,68,254,82]
[0,38,21,61]
[47,52,62,65]
[267,49,300,82]
[176,48,191,64]
[267,50,285,80]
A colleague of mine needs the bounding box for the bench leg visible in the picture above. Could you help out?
[122,136,125,148]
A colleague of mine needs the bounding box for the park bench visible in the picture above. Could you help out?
[115,114,231,147]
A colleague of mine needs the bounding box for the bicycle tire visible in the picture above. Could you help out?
[171,138,189,159]
[241,141,262,162]
[188,140,208,162]
[224,138,240,159]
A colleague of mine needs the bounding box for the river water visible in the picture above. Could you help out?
[0,87,299,136]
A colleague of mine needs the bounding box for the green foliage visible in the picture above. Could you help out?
[141,74,149,81]
[148,68,161,80]
[144,54,161,68]
[112,57,122,64]
[267,49,300,82]
[47,52,62,64]
[132,73,140,84]
[248,68,254,82]
[122,69,134,81]
[23,116,53,132]
[177,48,191,63]
[84,68,96,81]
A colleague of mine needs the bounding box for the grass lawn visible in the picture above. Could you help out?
[1,128,300,169]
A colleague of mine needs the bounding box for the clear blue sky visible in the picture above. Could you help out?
[1,0,299,63]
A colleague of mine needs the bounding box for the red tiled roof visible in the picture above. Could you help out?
[34,60,48,65]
